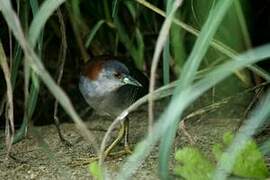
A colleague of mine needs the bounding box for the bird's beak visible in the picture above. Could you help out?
[122,75,142,87]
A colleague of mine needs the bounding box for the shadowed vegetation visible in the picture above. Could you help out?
[0,0,270,179]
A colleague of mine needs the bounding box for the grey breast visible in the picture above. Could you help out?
[79,76,142,117]
[105,84,140,117]
[79,76,108,116]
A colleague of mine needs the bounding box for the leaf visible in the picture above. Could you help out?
[89,161,103,180]
[174,147,214,180]
[213,132,269,178]
[234,140,269,178]
[174,132,269,179]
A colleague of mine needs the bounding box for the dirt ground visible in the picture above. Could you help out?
[0,93,266,179]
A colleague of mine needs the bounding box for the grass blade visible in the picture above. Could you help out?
[148,0,183,133]
[112,0,119,18]
[170,10,186,75]
[162,40,170,85]
[28,0,65,46]
[114,17,144,69]
[159,0,234,177]
[233,0,252,49]
[85,20,105,48]
[0,41,15,156]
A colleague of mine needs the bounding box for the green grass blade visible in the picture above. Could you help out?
[159,0,234,177]
[162,40,170,85]
[114,17,144,69]
[11,43,22,87]
[30,0,38,14]
[29,0,43,118]
[102,0,112,23]
[12,2,29,143]
[10,1,26,89]
[70,0,81,21]
[179,0,234,88]
[85,20,105,48]
[260,139,270,156]
[28,0,65,46]
[124,1,136,20]
[30,0,44,55]
[132,28,144,69]
[161,0,172,86]
[112,0,119,18]
[14,0,47,144]
[170,11,186,75]
[233,0,252,49]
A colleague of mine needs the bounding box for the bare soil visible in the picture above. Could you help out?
[0,94,264,179]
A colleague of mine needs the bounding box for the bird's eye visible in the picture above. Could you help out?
[113,72,121,79]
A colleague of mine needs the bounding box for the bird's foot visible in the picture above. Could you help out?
[69,147,133,167]
[69,154,99,167]
[107,148,132,157]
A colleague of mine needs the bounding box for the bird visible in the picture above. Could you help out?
[79,55,148,159]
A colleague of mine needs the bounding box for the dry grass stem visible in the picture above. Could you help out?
[148,0,183,133]
[0,42,15,158]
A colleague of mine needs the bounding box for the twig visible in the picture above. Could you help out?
[178,99,229,144]
[182,99,229,121]
[183,81,270,123]
[243,87,264,118]
[53,9,68,145]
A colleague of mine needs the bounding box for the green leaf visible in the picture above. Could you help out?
[174,147,214,180]
[234,141,269,178]
[213,132,269,178]
[223,131,234,145]
[89,161,103,180]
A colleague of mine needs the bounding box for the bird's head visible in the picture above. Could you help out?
[80,58,142,94]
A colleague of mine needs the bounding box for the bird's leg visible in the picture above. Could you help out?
[123,118,132,154]
[102,122,125,157]
[103,119,132,157]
